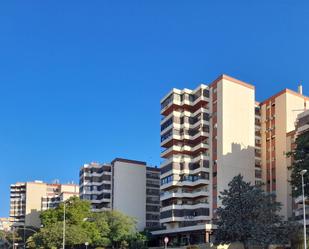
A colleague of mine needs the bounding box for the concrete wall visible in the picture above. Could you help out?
[112,161,146,231]
[216,78,255,202]
[25,182,47,227]
[60,184,79,193]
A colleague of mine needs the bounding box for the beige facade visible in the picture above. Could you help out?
[10,181,79,228]
[0,217,12,231]
[260,89,308,218]
[214,77,256,208]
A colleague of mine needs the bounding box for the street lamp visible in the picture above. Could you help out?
[85,242,89,249]
[301,169,307,249]
[63,201,66,249]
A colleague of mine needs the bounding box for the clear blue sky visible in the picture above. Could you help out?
[0,1,308,216]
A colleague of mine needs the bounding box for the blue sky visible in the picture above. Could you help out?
[0,1,308,216]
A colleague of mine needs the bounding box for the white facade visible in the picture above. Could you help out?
[112,160,147,231]
[80,158,160,231]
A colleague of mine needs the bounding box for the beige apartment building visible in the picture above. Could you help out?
[79,158,160,231]
[0,217,12,231]
[153,74,308,245]
[10,181,79,228]
[260,88,309,218]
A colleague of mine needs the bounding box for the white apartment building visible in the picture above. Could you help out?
[10,181,79,228]
[79,158,160,231]
[153,74,308,245]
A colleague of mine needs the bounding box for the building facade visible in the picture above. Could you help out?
[79,158,160,231]
[10,181,79,228]
[290,109,309,223]
[154,74,308,245]
[0,218,12,231]
[260,88,309,218]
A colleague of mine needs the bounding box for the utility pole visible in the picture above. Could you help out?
[63,201,66,249]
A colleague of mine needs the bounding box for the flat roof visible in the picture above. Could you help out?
[260,88,309,105]
[209,74,255,90]
[111,158,147,166]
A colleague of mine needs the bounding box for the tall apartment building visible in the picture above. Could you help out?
[153,74,308,245]
[10,181,79,228]
[260,88,309,218]
[79,158,160,231]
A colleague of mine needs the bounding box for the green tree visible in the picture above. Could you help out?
[288,130,309,197]
[27,197,103,248]
[94,210,136,248]
[27,197,138,249]
[0,229,21,249]
[213,174,297,249]
[128,232,147,249]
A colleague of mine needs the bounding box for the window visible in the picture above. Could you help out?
[203,89,210,98]
[161,175,173,185]
[161,118,173,131]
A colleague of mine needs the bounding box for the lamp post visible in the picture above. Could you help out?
[301,169,307,249]
[22,227,38,249]
[85,242,89,249]
[63,201,66,249]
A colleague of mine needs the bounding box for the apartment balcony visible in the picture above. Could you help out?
[255,141,261,148]
[181,178,209,187]
[161,96,210,116]
[83,189,112,195]
[161,97,182,116]
[90,199,111,204]
[255,131,261,139]
[161,188,209,201]
[160,107,210,127]
[294,207,309,217]
[161,202,209,212]
[160,154,210,168]
[160,112,177,125]
[160,121,210,138]
[160,215,210,224]
[191,107,210,117]
[160,165,209,180]
[161,145,182,158]
[161,143,209,158]
[161,178,209,190]
[255,151,261,158]
[297,124,309,135]
[80,181,111,187]
[81,171,112,179]
[161,131,210,148]
[92,207,111,212]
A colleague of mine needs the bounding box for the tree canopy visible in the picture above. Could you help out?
[213,174,297,249]
[27,196,142,249]
[288,130,309,197]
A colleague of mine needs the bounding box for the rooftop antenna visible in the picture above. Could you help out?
[52,179,60,184]
[298,84,303,95]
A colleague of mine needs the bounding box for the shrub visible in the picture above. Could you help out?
[186,245,200,249]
